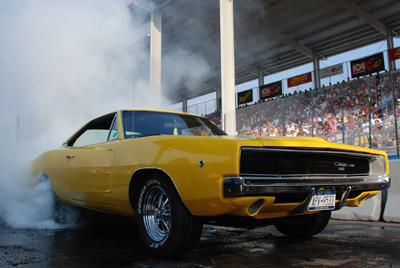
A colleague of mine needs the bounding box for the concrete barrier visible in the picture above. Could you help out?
[332,159,400,222]
[332,193,381,221]
[383,159,400,222]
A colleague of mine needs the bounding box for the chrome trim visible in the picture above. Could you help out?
[142,185,171,242]
[288,186,352,214]
[240,173,370,178]
[337,186,352,209]
[223,175,391,197]
[291,187,315,214]
[240,175,388,183]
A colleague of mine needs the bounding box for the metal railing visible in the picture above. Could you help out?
[205,71,400,157]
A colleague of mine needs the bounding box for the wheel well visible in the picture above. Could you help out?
[37,172,49,182]
[129,168,182,208]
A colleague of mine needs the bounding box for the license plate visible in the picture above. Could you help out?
[308,189,336,211]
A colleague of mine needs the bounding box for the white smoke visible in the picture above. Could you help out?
[164,49,211,95]
[0,0,150,229]
[0,0,213,229]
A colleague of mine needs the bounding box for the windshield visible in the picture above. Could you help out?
[122,111,226,138]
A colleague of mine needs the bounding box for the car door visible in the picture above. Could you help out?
[62,113,118,206]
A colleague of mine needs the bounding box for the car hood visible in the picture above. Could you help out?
[125,134,387,158]
[217,135,387,157]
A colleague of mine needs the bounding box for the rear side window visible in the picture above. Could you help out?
[67,113,116,146]
[74,129,110,147]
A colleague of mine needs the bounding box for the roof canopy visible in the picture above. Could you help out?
[141,0,400,102]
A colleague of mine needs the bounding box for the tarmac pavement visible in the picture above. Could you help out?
[0,213,399,268]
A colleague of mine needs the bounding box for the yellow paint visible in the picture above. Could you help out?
[117,111,125,140]
[31,109,389,219]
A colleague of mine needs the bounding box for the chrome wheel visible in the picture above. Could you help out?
[142,185,172,242]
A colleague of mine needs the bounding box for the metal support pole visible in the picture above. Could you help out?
[219,0,237,135]
[341,107,345,143]
[311,90,315,137]
[392,81,400,157]
[313,54,321,89]
[216,88,222,111]
[182,99,188,113]
[387,29,395,71]
[368,81,372,148]
[150,8,162,105]
[258,68,264,87]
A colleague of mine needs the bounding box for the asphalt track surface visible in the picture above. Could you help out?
[1,213,399,268]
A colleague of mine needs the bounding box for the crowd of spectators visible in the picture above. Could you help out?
[204,110,222,127]
[205,70,400,156]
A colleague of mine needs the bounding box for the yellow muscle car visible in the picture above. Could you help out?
[32,109,390,257]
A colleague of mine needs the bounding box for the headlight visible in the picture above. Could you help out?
[370,155,386,176]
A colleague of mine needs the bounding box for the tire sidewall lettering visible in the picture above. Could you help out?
[137,178,161,215]
[149,235,168,248]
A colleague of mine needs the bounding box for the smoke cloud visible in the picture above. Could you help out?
[164,49,211,95]
[0,0,148,229]
[0,0,213,229]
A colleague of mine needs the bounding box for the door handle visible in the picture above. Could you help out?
[66,155,75,159]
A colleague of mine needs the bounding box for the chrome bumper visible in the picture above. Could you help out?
[223,175,391,198]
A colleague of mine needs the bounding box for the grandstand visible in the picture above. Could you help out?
[131,0,400,157]
[229,70,400,157]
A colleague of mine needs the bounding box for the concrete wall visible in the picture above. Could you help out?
[384,159,400,222]
[332,159,400,222]
[332,193,382,221]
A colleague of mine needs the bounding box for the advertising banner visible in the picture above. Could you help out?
[287,72,312,87]
[389,47,400,61]
[320,63,343,79]
[259,81,282,100]
[237,89,253,105]
[350,52,385,78]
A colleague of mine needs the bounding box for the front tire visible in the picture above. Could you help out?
[133,174,203,257]
[274,211,331,238]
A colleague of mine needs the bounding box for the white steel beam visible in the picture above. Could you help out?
[219,0,236,135]
[150,9,162,105]
[334,0,391,36]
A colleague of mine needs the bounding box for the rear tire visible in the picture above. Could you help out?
[274,211,331,238]
[133,174,203,257]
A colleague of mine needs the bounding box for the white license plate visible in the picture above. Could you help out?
[308,189,336,211]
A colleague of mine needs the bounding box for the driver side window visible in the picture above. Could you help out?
[67,113,116,147]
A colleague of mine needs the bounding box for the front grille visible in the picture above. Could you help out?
[240,148,371,177]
